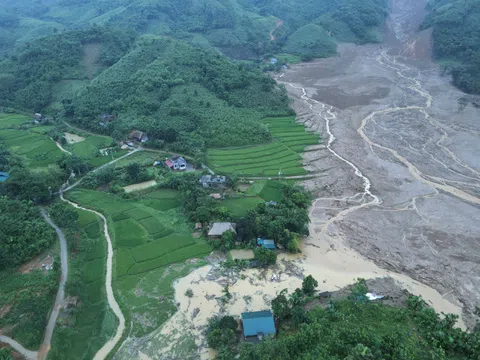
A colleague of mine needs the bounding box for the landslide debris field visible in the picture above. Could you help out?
[279,0,480,328]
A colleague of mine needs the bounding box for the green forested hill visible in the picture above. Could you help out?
[71,36,291,148]
[0,0,388,58]
[423,0,480,93]
[0,0,388,149]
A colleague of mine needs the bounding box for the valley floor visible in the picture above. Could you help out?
[114,0,480,358]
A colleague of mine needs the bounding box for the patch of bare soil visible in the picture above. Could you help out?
[18,254,53,274]
[0,304,12,320]
[123,180,157,193]
[64,132,85,144]
[82,43,102,78]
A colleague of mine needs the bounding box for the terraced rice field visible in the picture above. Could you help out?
[0,114,64,168]
[66,189,211,276]
[66,188,212,336]
[208,116,319,176]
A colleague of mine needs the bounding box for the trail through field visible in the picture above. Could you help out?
[270,20,284,41]
[53,140,72,155]
[38,209,69,360]
[60,194,126,360]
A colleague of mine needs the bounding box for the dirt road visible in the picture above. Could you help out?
[270,20,283,41]
[60,194,126,360]
[38,209,69,360]
[278,0,480,327]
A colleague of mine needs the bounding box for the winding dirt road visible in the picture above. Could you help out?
[38,209,69,360]
[60,194,126,360]
[0,211,69,360]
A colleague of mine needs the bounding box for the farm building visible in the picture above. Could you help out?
[257,238,276,250]
[241,311,276,341]
[0,172,9,182]
[200,175,227,188]
[33,113,44,124]
[165,156,187,171]
[99,114,116,127]
[208,222,236,238]
[129,130,149,143]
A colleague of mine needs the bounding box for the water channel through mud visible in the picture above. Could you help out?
[115,1,480,359]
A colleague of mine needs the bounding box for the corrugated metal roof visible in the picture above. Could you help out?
[257,238,275,249]
[208,222,236,236]
[242,311,275,337]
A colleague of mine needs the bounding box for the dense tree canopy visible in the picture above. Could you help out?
[423,0,480,93]
[0,197,55,270]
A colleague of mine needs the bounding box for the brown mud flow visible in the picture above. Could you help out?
[113,0,479,358]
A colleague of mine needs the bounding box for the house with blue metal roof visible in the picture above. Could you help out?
[257,238,276,250]
[241,310,276,341]
[0,172,9,183]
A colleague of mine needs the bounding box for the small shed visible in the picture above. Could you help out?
[270,58,278,65]
[208,222,236,238]
[241,311,276,340]
[0,172,9,183]
[209,193,222,200]
[257,238,275,250]
[195,222,202,230]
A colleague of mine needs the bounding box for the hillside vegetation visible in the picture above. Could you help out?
[423,0,480,93]
[0,0,388,149]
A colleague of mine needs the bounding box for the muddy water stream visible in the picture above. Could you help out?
[116,0,480,358]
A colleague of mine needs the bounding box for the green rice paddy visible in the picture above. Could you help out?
[49,207,116,360]
[65,188,212,336]
[0,114,64,168]
[208,116,319,176]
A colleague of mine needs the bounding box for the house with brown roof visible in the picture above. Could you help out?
[129,130,149,143]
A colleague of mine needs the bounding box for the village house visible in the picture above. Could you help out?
[99,114,116,127]
[200,175,227,188]
[241,311,276,341]
[257,238,276,250]
[33,113,44,124]
[129,130,149,143]
[208,222,236,239]
[165,156,187,171]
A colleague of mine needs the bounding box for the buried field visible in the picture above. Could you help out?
[207,116,320,177]
[65,188,212,336]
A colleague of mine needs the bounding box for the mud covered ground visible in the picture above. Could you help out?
[113,1,479,358]
[279,0,480,328]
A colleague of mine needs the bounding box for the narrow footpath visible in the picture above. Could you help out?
[60,194,126,360]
